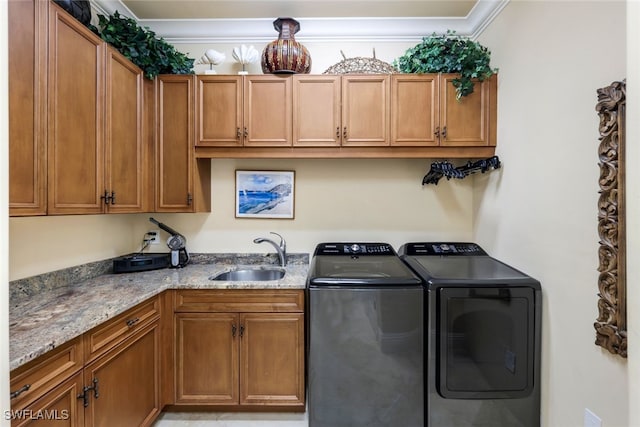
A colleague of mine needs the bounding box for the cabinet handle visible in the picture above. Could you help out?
[239,325,245,338]
[243,127,248,137]
[77,378,99,408]
[100,190,110,205]
[236,127,241,139]
[10,384,30,399]
[343,127,347,139]
[109,191,116,205]
[126,317,140,328]
[336,127,340,139]
[232,324,237,338]
[442,126,447,139]
[434,127,440,138]
[187,193,193,206]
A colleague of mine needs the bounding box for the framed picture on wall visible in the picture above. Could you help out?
[235,170,295,219]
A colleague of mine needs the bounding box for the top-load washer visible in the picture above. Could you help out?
[399,242,542,427]
[307,242,424,427]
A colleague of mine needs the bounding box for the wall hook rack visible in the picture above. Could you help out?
[422,156,501,185]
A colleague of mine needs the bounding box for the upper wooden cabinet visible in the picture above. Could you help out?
[157,75,211,212]
[291,74,388,147]
[341,75,390,147]
[47,4,105,215]
[390,74,439,147]
[8,0,48,216]
[196,75,292,148]
[104,47,151,213]
[439,73,497,147]
[390,73,497,148]
[195,73,497,158]
[157,75,195,211]
[292,75,341,147]
[244,75,292,147]
[196,75,243,147]
[10,1,153,216]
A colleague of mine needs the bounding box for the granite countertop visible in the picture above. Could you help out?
[9,253,309,371]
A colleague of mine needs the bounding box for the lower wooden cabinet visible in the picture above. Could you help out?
[10,289,306,424]
[173,289,305,410]
[11,373,85,427]
[83,323,160,427]
[10,298,161,427]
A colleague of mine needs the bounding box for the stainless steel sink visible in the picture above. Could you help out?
[209,267,286,281]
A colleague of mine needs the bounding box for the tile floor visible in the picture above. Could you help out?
[152,411,308,427]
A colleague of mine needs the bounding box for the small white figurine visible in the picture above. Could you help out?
[232,45,259,74]
[195,49,226,74]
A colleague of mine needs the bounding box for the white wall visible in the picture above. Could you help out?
[10,158,475,280]
[475,1,627,426]
[625,1,640,425]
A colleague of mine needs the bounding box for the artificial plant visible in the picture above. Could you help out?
[96,11,194,79]
[394,30,497,99]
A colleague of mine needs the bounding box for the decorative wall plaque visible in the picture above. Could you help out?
[594,79,626,358]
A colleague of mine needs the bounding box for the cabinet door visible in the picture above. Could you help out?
[47,3,104,215]
[9,0,48,216]
[196,75,243,147]
[243,75,292,147]
[390,74,439,146]
[12,373,84,427]
[293,75,341,147]
[240,313,305,407]
[341,75,389,147]
[104,47,145,213]
[84,323,160,427]
[156,75,194,211]
[439,73,496,147]
[175,313,239,405]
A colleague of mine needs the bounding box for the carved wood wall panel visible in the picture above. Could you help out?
[595,79,626,358]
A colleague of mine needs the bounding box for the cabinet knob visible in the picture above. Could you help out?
[336,127,340,139]
[343,127,347,139]
[442,126,447,139]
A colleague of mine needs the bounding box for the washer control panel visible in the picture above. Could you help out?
[401,242,487,256]
[314,243,395,256]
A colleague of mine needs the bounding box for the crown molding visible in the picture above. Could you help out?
[90,0,509,43]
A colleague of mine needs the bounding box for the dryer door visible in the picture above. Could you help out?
[437,286,536,399]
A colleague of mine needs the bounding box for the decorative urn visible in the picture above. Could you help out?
[261,17,311,74]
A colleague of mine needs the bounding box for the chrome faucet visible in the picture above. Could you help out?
[253,232,287,267]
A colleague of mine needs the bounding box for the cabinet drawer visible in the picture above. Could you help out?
[174,289,304,313]
[84,296,160,362]
[10,336,84,410]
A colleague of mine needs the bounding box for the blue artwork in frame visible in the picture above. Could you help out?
[235,170,295,219]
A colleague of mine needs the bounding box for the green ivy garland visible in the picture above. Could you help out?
[394,31,497,99]
[96,11,194,79]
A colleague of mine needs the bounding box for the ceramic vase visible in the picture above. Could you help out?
[261,17,311,74]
